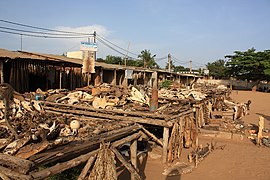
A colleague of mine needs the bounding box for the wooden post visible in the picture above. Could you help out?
[112,69,117,86]
[134,73,137,87]
[162,127,169,163]
[0,62,4,83]
[59,68,62,89]
[130,139,137,180]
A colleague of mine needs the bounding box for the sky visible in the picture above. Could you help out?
[0,0,270,69]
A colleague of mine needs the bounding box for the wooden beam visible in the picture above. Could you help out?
[44,101,170,120]
[111,132,141,148]
[140,126,163,147]
[0,154,33,174]
[0,166,31,180]
[162,127,170,164]
[31,124,141,166]
[44,106,171,127]
[111,147,141,180]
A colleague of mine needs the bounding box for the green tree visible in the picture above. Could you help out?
[206,59,227,79]
[104,55,123,65]
[225,48,270,82]
[173,65,189,73]
[138,49,158,68]
[165,61,175,71]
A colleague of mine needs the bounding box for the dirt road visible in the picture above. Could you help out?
[143,90,270,180]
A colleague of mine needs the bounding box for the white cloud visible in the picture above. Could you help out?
[56,25,111,37]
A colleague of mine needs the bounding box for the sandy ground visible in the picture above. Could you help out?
[140,90,270,180]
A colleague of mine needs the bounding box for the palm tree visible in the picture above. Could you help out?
[138,49,157,68]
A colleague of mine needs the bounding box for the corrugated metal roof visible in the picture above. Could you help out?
[0,49,82,66]
[0,48,201,77]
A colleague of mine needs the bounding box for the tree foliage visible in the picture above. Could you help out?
[138,49,159,68]
[165,60,175,71]
[225,48,270,81]
[173,65,189,73]
[206,59,227,79]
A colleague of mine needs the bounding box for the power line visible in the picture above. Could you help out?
[96,36,137,59]
[0,29,91,38]
[0,26,93,37]
[0,19,93,35]
[96,34,138,56]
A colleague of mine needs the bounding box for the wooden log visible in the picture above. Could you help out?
[44,106,172,127]
[111,147,141,180]
[130,139,138,180]
[0,154,34,174]
[44,101,168,120]
[111,132,141,148]
[139,126,163,147]
[162,127,170,164]
[0,166,31,180]
[0,172,11,180]
[173,123,180,161]
[77,155,96,180]
[31,150,98,180]
[31,124,141,166]
[166,109,194,121]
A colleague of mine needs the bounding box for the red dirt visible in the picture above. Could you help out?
[142,90,270,180]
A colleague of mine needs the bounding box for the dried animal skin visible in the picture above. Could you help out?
[3,136,31,155]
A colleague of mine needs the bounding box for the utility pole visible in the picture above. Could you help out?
[168,53,171,72]
[20,34,23,51]
[189,60,192,73]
